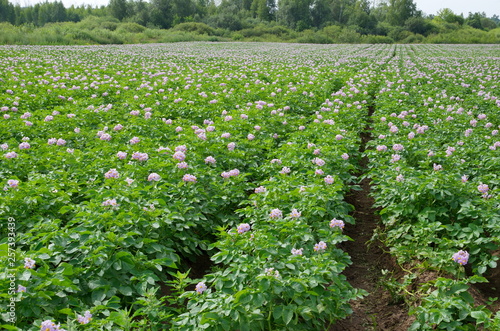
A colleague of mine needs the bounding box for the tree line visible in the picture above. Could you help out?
[0,0,498,41]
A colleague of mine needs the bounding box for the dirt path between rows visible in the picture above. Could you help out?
[331,174,414,330]
[330,117,415,330]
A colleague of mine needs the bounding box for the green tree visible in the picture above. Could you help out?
[0,0,16,23]
[52,1,67,22]
[404,16,430,35]
[386,0,419,26]
[150,0,173,28]
[128,0,150,26]
[371,0,389,23]
[347,0,376,33]
[67,6,83,22]
[251,0,275,21]
[205,0,243,30]
[310,0,331,27]
[491,14,499,25]
[480,17,497,30]
[277,0,313,30]
[109,0,129,21]
[436,8,464,25]
[193,0,210,19]
[466,12,483,29]
[172,0,196,23]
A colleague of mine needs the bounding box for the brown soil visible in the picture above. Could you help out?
[330,172,415,331]
[330,118,415,330]
[471,249,500,312]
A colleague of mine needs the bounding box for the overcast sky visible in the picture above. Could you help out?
[13,0,500,18]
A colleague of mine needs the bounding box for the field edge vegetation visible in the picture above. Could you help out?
[0,0,499,45]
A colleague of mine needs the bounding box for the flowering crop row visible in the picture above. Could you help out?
[174,75,370,329]
[366,44,500,329]
[0,43,385,330]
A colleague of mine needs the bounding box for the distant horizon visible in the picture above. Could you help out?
[10,0,500,18]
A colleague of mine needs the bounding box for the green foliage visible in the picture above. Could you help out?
[1,38,500,331]
[115,22,146,33]
[366,43,500,329]
[386,0,419,26]
[409,277,495,330]
[436,8,464,26]
[337,28,361,43]
[466,12,484,30]
[294,30,333,44]
[424,27,500,43]
[360,34,394,43]
[404,16,432,35]
[172,22,214,35]
[0,42,374,329]
[0,0,499,44]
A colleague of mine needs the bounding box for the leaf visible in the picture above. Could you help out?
[459,291,474,305]
[109,311,130,327]
[260,278,270,291]
[58,308,73,315]
[119,286,133,296]
[61,263,74,276]
[59,206,72,214]
[19,270,31,281]
[273,305,283,320]
[234,289,252,305]
[283,306,294,325]
[306,290,319,296]
[0,244,8,257]
[92,289,106,305]
[471,310,490,322]
[200,312,219,324]
[253,293,265,306]
[446,283,468,295]
[291,282,305,293]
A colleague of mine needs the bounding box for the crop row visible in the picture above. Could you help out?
[0,43,383,330]
[366,44,500,329]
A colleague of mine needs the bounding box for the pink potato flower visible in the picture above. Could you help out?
[104,169,119,179]
[195,282,207,294]
[24,258,35,269]
[452,250,469,265]
[270,208,283,219]
[8,179,19,188]
[477,184,489,194]
[40,320,66,331]
[237,223,251,234]
[324,175,334,184]
[313,241,327,252]
[77,311,92,325]
[182,174,197,183]
[330,218,345,229]
[148,173,161,181]
[290,209,301,218]
[173,151,186,161]
[204,156,216,164]
[255,186,266,193]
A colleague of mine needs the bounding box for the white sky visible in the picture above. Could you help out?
[414,0,499,17]
[12,0,500,18]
